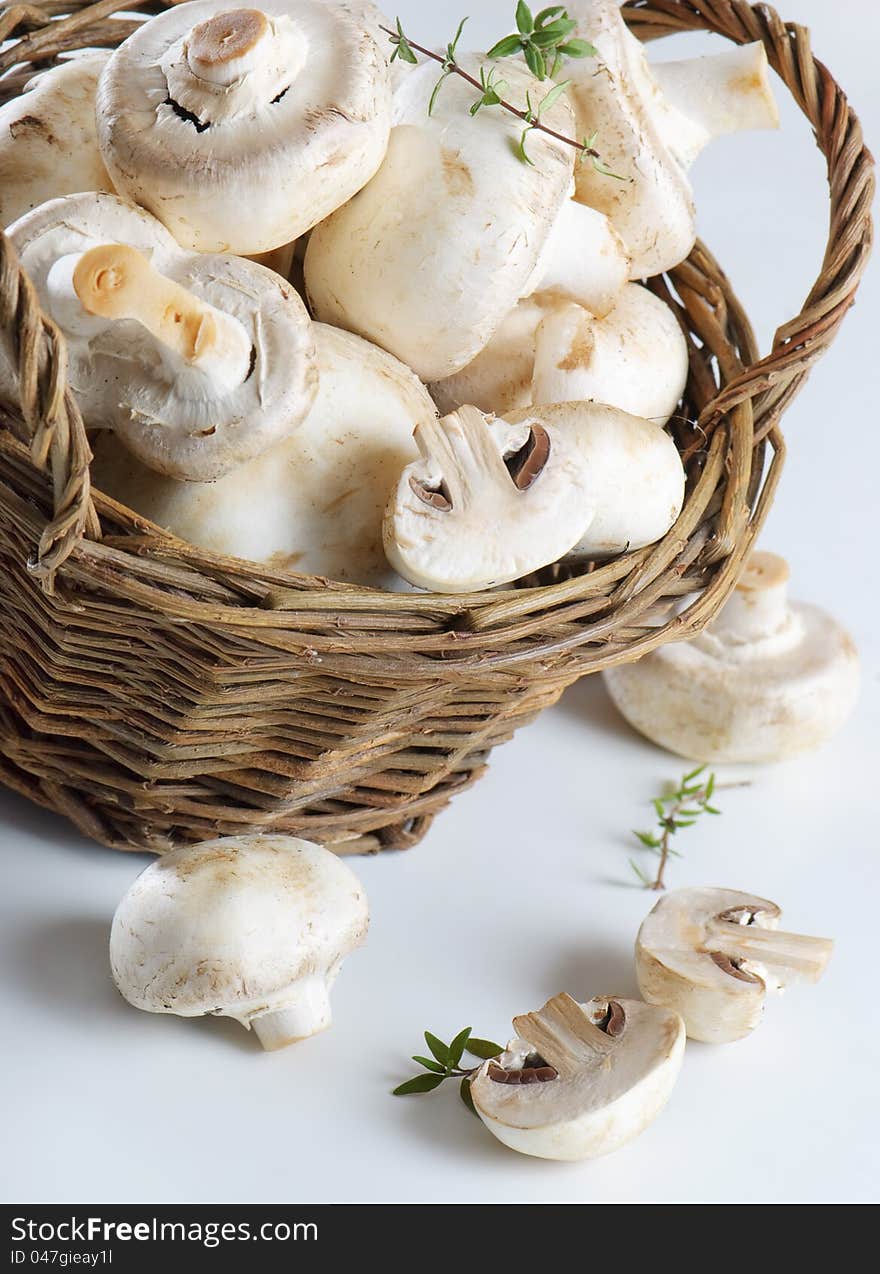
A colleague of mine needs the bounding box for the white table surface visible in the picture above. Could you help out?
[1,0,877,1205]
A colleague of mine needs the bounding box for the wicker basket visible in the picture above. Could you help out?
[0,1,872,854]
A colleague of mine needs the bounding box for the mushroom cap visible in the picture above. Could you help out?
[304,56,578,381]
[383,407,596,593]
[567,0,696,277]
[507,401,685,557]
[603,581,860,763]
[96,1,392,253]
[7,192,317,480]
[636,887,833,1044]
[432,284,688,426]
[0,55,114,228]
[91,324,433,588]
[110,835,369,1025]
[471,994,685,1161]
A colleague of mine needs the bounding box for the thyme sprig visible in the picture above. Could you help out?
[385,9,619,174]
[631,766,751,891]
[393,1027,504,1114]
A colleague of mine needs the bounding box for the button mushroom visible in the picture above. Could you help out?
[4,192,317,481]
[304,56,629,380]
[0,55,115,228]
[506,402,685,559]
[431,283,689,426]
[636,887,833,1044]
[110,835,369,1050]
[382,405,596,592]
[92,323,434,587]
[96,1,392,253]
[603,551,860,762]
[565,1,779,276]
[470,993,685,1161]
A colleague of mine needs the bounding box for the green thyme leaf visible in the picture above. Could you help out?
[393,1073,446,1097]
[448,1027,472,1068]
[466,1037,505,1060]
[428,69,452,116]
[412,1055,445,1073]
[424,1030,451,1066]
[460,1076,477,1114]
[535,5,566,26]
[558,38,597,58]
[536,78,570,116]
[516,1,535,35]
[524,42,546,79]
[487,33,524,59]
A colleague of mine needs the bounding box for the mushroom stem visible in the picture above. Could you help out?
[705,919,834,985]
[652,43,780,169]
[413,405,511,506]
[250,977,333,1050]
[530,300,593,405]
[711,551,791,644]
[513,993,614,1078]
[182,8,306,100]
[48,244,252,392]
[526,198,628,319]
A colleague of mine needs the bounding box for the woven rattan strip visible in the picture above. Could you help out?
[0,0,873,853]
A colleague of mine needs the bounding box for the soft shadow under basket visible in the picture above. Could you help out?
[0,0,873,853]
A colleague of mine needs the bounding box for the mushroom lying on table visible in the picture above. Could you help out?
[3,192,317,481]
[603,551,860,762]
[431,283,689,426]
[0,55,114,227]
[92,324,434,588]
[470,992,685,1160]
[96,1,392,253]
[636,887,833,1043]
[565,0,779,276]
[110,835,369,1050]
[305,56,628,380]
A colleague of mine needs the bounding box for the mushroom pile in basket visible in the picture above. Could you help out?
[0,0,782,592]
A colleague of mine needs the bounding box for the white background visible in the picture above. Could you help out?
[1,0,877,1204]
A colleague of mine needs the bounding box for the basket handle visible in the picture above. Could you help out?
[0,230,100,592]
[625,0,874,432]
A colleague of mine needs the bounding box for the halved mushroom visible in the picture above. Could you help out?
[506,402,685,558]
[305,56,628,380]
[636,887,833,1044]
[4,192,317,481]
[92,324,434,588]
[431,284,688,426]
[96,1,392,253]
[110,835,369,1049]
[603,551,860,762]
[470,993,685,1160]
[382,406,595,592]
[566,1,779,276]
[0,55,114,228]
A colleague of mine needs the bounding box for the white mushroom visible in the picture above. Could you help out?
[383,406,596,592]
[636,887,833,1044]
[5,192,317,481]
[470,993,685,1161]
[110,835,369,1050]
[603,551,860,762]
[431,283,689,426]
[566,1,779,276]
[0,55,114,228]
[506,402,685,558]
[96,1,392,253]
[92,324,433,588]
[305,56,629,381]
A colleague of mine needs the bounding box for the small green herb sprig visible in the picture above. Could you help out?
[487,1,597,81]
[384,7,620,173]
[631,766,751,891]
[393,1027,504,1114]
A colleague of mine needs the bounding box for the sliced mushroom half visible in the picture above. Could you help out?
[382,406,595,592]
[470,993,685,1161]
[636,886,833,1043]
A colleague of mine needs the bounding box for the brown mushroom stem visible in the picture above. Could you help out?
[705,917,833,983]
[71,243,251,380]
[513,993,615,1078]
